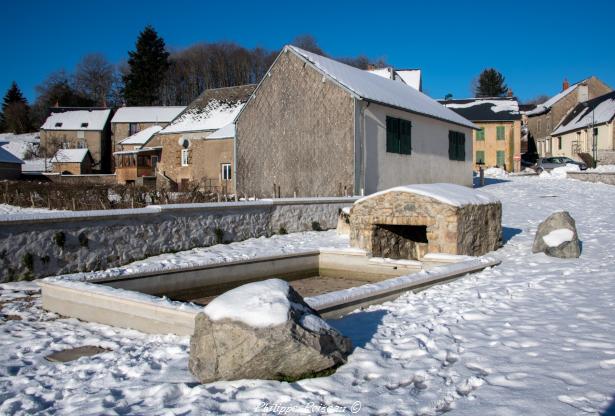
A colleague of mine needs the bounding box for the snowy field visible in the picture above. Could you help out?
[2,176,615,415]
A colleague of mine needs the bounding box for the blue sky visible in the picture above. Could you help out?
[1,0,613,103]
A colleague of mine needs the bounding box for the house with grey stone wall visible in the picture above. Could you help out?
[235,46,477,198]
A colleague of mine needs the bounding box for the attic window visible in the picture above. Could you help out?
[55,122,63,128]
[81,122,89,128]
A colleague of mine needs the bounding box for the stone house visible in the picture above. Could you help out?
[550,91,615,164]
[50,149,94,175]
[526,77,611,157]
[151,85,255,192]
[40,108,112,173]
[441,97,522,171]
[349,184,501,259]
[235,46,476,198]
[0,144,23,179]
[110,106,185,153]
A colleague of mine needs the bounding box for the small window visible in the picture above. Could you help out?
[55,122,63,128]
[475,128,485,141]
[151,156,158,169]
[496,150,505,167]
[181,149,189,166]
[476,150,485,164]
[81,122,89,128]
[496,126,505,140]
[593,127,599,138]
[221,163,232,180]
[558,137,562,150]
[129,123,139,135]
[448,131,466,161]
[386,116,412,155]
[77,130,85,139]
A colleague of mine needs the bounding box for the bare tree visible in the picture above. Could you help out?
[74,53,116,106]
[291,34,326,55]
[524,94,550,105]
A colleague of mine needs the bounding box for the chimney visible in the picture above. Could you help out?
[367,64,376,71]
[562,78,570,91]
[507,90,513,97]
[53,100,60,108]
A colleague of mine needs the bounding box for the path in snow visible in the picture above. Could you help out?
[1,176,615,415]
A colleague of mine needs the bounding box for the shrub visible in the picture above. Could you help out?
[53,232,65,248]
[22,252,34,271]
[214,228,224,244]
[278,226,288,235]
[311,221,322,232]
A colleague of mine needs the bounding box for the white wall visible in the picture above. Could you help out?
[552,122,614,159]
[361,102,474,194]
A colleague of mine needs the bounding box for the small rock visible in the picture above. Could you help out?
[532,211,580,258]
[189,279,352,383]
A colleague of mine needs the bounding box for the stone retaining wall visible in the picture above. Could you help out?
[0,198,356,281]
[567,171,615,185]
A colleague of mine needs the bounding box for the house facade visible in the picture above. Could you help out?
[151,85,255,192]
[50,149,93,175]
[550,91,615,164]
[40,108,112,173]
[441,98,522,171]
[235,46,475,198]
[526,77,611,157]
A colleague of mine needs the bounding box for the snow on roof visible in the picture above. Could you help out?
[525,80,587,116]
[440,98,521,121]
[0,146,24,164]
[119,125,163,146]
[355,183,499,207]
[160,84,256,134]
[51,149,90,163]
[204,279,292,328]
[289,46,474,129]
[395,70,421,90]
[41,109,111,131]
[206,123,235,140]
[111,106,185,124]
[552,91,615,135]
[368,67,394,79]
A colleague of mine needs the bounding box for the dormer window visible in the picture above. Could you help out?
[81,122,89,128]
[55,122,63,128]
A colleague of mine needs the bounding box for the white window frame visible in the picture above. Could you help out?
[181,149,189,166]
[221,163,231,180]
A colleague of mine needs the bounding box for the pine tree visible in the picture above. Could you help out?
[1,82,31,134]
[122,26,170,105]
[474,68,509,97]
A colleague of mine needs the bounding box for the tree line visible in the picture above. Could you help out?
[0,29,388,134]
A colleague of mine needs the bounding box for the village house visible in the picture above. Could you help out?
[525,77,611,158]
[110,106,185,153]
[234,46,476,198]
[40,108,112,173]
[150,84,255,192]
[367,67,422,91]
[550,91,615,164]
[50,148,94,175]
[113,125,163,185]
[441,97,521,171]
[0,144,23,179]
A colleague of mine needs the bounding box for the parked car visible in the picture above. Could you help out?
[535,157,587,173]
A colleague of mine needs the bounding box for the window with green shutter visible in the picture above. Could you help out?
[386,116,411,155]
[476,128,485,141]
[496,126,505,140]
[476,150,485,164]
[448,131,466,161]
[496,150,505,167]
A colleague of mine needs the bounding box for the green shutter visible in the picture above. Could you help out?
[458,132,465,161]
[449,131,466,161]
[476,128,485,141]
[400,120,412,154]
[476,150,485,164]
[496,150,505,166]
[496,126,505,140]
[386,117,400,153]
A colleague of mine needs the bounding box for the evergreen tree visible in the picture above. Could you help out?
[1,82,31,134]
[122,26,170,105]
[474,68,509,97]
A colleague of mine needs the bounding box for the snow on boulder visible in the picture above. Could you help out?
[189,279,352,383]
[532,211,581,258]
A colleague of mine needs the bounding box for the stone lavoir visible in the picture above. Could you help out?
[349,183,502,259]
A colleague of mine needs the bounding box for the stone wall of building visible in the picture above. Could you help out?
[0,197,356,281]
[236,49,355,198]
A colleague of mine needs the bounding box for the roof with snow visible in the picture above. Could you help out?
[288,46,474,129]
[206,123,235,140]
[111,106,185,124]
[160,85,256,134]
[367,67,422,91]
[552,91,615,136]
[0,146,24,164]
[525,79,590,116]
[41,109,112,131]
[51,149,91,164]
[119,125,163,146]
[355,183,499,207]
[440,97,521,122]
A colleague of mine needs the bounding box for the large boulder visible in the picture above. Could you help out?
[532,211,581,258]
[189,279,352,383]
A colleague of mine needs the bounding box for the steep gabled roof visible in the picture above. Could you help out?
[287,46,475,129]
[119,125,163,146]
[552,91,615,135]
[160,84,256,134]
[0,146,24,164]
[440,97,521,122]
[525,79,590,116]
[41,109,111,131]
[111,106,185,124]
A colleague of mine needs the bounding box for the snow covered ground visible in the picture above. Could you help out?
[2,176,615,415]
[0,204,62,215]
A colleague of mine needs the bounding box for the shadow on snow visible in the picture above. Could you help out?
[327,309,388,350]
